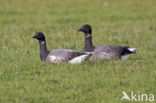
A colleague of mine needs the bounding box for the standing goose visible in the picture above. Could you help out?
[78,24,136,60]
[32,32,92,64]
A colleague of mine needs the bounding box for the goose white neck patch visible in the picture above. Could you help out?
[41,41,45,45]
[86,34,92,38]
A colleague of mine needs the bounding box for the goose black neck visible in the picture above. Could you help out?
[84,33,95,52]
[39,40,49,61]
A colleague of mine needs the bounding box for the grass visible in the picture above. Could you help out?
[0,0,156,103]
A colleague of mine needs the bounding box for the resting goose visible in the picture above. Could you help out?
[32,32,92,64]
[78,24,136,60]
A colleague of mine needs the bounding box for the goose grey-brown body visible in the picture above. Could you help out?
[33,32,92,64]
[89,45,135,60]
[78,24,136,60]
[46,49,90,63]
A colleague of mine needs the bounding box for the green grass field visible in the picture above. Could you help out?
[0,0,156,103]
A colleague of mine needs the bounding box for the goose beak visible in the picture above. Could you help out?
[32,35,36,38]
[78,28,83,32]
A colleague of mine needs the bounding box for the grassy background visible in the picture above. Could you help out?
[0,0,156,103]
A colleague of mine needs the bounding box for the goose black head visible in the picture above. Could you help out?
[78,24,92,34]
[32,32,45,41]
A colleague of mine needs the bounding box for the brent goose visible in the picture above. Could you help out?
[78,24,136,60]
[32,32,92,64]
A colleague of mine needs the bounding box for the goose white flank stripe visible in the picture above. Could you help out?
[68,54,89,64]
